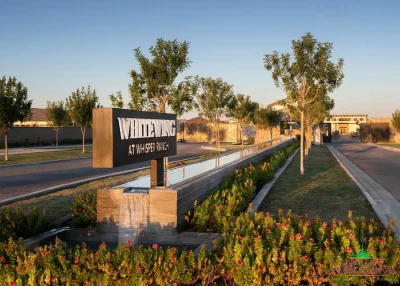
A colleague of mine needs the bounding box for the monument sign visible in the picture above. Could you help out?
[92,108,177,186]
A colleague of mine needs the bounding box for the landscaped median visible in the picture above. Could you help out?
[1,142,399,285]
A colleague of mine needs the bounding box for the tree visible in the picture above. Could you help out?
[131,38,191,113]
[0,76,32,161]
[109,91,124,108]
[66,86,100,153]
[264,33,344,175]
[255,107,282,141]
[392,109,400,133]
[286,94,334,156]
[227,94,259,145]
[193,77,235,151]
[45,100,68,148]
[168,77,196,118]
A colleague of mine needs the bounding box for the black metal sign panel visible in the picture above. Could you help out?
[93,108,177,168]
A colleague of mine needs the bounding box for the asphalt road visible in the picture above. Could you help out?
[0,144,213,201]
[332,141,400,201]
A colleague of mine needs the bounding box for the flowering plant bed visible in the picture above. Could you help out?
[1,211,399,285]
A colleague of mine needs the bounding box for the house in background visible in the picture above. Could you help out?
[324,114,368,134]
[268,99,300,135]
[13,108,49,127]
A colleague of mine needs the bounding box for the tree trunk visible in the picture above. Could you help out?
[270,128,273,141]
[159,101,166,113]
[56,128,59,148]
[236,121,239,144]
[304,125,309,157]
[81,126,86,153]
[5,134,8,161]
[241,123,244,146]
[217,122,220,151]
[300,102,305,175]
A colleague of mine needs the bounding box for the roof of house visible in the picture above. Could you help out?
[185,117,232,124]
[185,117,211,124]
[267,99,285,108]
[330,114,368,117]
[29,108,47,121]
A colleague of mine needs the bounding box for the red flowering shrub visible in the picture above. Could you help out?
[71,191,96,228]
[217,210,400,285]
[0,212,399,285]
[0,207,50,242]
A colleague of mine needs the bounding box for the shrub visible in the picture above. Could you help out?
[199,151,222,160]
[247,137,255,145]
[188,142,299,232]
[0,207,50,242]
[71,192,97,228]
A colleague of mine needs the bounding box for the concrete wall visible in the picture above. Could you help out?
[178,122,240,143]
[254,127,280,144]
[369,118,399,143]
[0,127,93,147]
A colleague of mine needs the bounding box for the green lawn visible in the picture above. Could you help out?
[260,145,377,221]
[0,147,92,166]
[378,143,400,149]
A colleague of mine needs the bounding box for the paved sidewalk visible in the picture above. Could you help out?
[327,144,400,240]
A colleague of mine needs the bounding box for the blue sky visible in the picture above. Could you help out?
[1,0,399,117]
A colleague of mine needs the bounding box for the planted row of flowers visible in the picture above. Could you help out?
[187,142,299,232]
[1,211,399,285]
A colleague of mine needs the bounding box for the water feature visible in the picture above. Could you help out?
[119,138,284,189]
[118,191,148,245]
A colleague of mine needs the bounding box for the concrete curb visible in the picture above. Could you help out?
[251,148,299,212]
[0,156,204,207]
[0,156,92,169]
[366,143,400,153]
[326,144,400,242]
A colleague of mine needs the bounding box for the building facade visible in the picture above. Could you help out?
[325,114,368,134]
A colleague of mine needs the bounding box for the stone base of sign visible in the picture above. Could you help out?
[97,138,294,237]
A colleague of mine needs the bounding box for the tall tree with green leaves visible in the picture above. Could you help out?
[130,38,191,113]
[168,77,197,118]
[109,91,124,108]
[392,109,400,133]
[255,107,282,141]
[193,77,235,151]
[227,94,259,145]
[66,86,100,153]
[45,100,68,148]
[0,76,32,161]
[264,33,344,175]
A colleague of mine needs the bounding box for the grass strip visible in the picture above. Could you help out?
[378,143,400,149]
[0,147,93,166]
[259,145,377,221]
